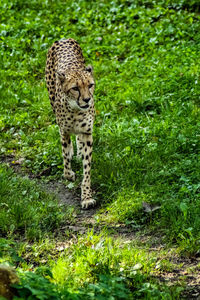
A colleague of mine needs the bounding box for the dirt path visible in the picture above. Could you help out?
[2,155,134,236]
[2,156,200,299]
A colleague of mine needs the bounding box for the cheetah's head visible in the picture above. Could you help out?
[57,66,95,111]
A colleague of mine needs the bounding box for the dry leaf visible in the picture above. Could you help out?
[142,202,161,213]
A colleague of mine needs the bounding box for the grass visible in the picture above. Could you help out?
[1,233,183,299]
[50,233,182,299]
[0,165,75,240]
[0,0,200,298]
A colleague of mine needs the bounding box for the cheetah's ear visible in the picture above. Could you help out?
[85,65,93,74]
[56,70,66,83]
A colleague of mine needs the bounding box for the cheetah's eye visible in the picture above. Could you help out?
[89,83,94,89]
[71,86,79,91]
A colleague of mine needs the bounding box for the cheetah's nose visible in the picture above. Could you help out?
[83,98,90,103]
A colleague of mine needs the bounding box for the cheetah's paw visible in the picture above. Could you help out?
[81,198,96,209]
[64,170,75,182]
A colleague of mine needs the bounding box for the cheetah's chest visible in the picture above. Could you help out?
[56,110,94,135]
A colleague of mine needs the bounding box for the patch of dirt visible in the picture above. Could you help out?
[46,179,101,234]
[154,257,200,299]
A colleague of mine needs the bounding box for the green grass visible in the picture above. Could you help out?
[50,233,182,299]
[0,0,200,298]
[0,165,75,240]
[0,233,182,299]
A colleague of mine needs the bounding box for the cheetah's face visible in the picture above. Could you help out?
[57,66,95,111]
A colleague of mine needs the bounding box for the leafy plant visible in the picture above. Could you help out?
[13,271,63,300]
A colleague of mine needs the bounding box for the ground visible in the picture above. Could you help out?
[2,155,200,299]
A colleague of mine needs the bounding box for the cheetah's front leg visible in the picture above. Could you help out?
[78,134,96,209]
[76,135,82,160]
[60,133,75,182]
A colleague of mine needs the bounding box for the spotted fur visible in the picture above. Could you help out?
[45,38,96,209]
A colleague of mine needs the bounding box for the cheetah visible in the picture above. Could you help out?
[45,38,96,209]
